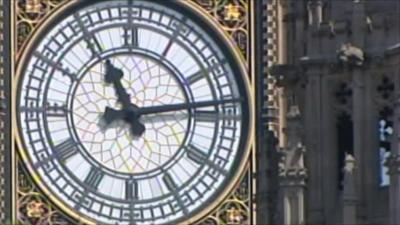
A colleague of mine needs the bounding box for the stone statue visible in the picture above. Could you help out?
[337,42,365,66]
[279,105,307,225]
[279,106,307,177]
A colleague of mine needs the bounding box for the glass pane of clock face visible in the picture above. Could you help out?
[16,1,251,224]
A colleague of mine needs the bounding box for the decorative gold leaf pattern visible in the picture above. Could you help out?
[190,0,249,60]
[16,0,65,55]
[196,168,252,225]
[17,162,77,225]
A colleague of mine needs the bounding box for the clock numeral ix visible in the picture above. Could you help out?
[46,102,68,117]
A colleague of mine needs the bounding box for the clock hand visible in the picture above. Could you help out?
[101,60,131,125]
[104,59,132,108]
[137,98,242,115]
[130,119,145,137]
[102,106,125,125]
[101,106,145,136]
[141,112,242,123]
[101,60,145,136]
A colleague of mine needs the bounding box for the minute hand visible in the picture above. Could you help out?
[104,60,132,108]
[137,98,242,115]
[113,80,132,108]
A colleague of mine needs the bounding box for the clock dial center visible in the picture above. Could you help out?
[72,54,188,174]
[101,59,145,137]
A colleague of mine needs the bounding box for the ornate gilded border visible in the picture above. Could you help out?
[12,1,256,224]
[190,0,250,62]
[197,165,253,225]
[15,0,65,57]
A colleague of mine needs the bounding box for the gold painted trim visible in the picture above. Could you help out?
[249,0,258,224]
[12,1,255,224]
[0,0,5,222]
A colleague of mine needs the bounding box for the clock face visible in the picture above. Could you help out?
[16,1,252,224]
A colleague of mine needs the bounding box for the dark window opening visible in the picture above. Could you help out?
[337,112,354,190]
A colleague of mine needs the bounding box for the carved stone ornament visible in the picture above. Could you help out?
[337,43,365,66]
[342,154,357,225]
[279,106,307,182]
[268,64,301,88]
[342,153,356,192]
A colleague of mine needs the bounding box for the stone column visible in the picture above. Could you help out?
[279,106,307,225]
[307,1,322,27]
[351,65,365,223]
[270,63,308,225]
[342,154,358,225]
[304,70,324,225]
[349,1,366,222]
[303,2,325,220]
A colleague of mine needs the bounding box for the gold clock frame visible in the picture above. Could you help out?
[11,1,257,224]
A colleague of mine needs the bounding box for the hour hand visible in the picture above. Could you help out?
[104,60,131,107]
[101,106,145,136]
[130,120,145,137]
[104,59,123,84]
[101,107,125,126]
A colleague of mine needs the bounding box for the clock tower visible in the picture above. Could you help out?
[0,0,272,225]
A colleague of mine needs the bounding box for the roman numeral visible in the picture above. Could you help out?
[55,138,79,161]
[123,27,139,47]
[163,173,178,192]
[125,180,138,200]
[186,144,207,165]
[185,145,228,176]
[84,168,104,190]
[132,27,138,47]
[45,102,68,117]
[186,70,204,85]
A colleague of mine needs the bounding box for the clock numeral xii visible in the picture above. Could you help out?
[123,27,139,47]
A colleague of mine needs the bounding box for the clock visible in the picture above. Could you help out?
[15,0,253,224]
